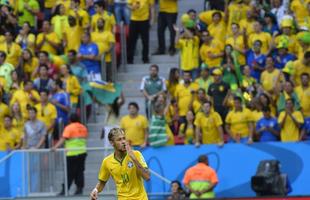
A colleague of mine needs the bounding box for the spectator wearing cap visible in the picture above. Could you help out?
[195,67,213,94]
[63,15,83,53]
[208,68,230,121]
[16,0,39,29]
[273,40,296,70]
[225,96,254,144]
[248,21,272,55]
[175,22,200,79]
[153,0,178,55]
[260,55,285,95]
[208,11,226,43]
[0,31,22,68]
[36,20,61,55]
[256,106,280,142]
[274,19,298,55]
[120,102,148,148]
[127,0,155,64]
[199,30,224,70]
[175,71,199,124]
[225,23,246,66]
[278,98,304,142]
[246,40,266,81]
[183,155,218,199]
[295,73,310,139]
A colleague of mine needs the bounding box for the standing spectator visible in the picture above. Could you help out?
[195,101,224,146]
[78,32,101,81]
[271,0,288,27]
[167,180,187,200]
[178,110,195,145]
[246,40,266,81]
[50,79,71,141]
[0,1,17,36]
[10,80,40,118]
[166,67,180,99]
[33,65,54,92]
[15,22,35,54]
[0,92,9,131]
[0,31,22,67]
[52,113,88,195]
[195,67,213,94]
[11,102,25,135]
[199,30,224,70]
[289,51,310,87]
[154,0,178,55]
[63,15,83,53]
[51,4,69,41]
[0,51,14,92]
[140,64,166,119]
[120,102,148,148]
[190,88,209,114]
[33,51,58,79]
[207,69,230,121]
[36,20,61,55]
[91,0,116,32]
[239,10,256,36]
[275,20,298,55]
[60,64,81,113]
[69,0,90,29]
[175,72,199,123]
[263,13,279,36]
[0,115,21,150]
[208,11,226,43]
[114,0,130,25]
[16,0,39,29]
[175,26,200,79]
[248,21,272,55]
[127,0,155,64]
[67,50,88,83]
[278,99,304,142]
[277,81,301,113]
[256,106,280,142]
[35,89,57,147]
[18,49,39,81]
[91,18,115,81]
[23,106,46,149]
[225,96,254,144]
[183,155,218,199]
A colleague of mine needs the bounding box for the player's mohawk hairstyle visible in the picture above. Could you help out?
[108,128,125,142]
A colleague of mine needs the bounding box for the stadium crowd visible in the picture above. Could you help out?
[0,0,309,153]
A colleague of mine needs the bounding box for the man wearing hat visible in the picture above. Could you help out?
[274,19,298,55]
[207,68,230,121]
[297,31,310,60]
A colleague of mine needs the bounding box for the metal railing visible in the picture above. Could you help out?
[119,22,127,73]
[0,147,171,198]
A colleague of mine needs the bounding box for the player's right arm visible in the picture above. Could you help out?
[90,180,106,200]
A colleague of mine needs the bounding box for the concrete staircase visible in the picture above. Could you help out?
[81,0,204,196]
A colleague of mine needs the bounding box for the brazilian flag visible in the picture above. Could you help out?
[88,81,122,104]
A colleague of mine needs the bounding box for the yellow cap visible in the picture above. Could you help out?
[181,14,190,24]
[212,68,222,76]
[281,19,293,28]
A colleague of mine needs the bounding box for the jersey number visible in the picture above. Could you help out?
[121,173,129,184]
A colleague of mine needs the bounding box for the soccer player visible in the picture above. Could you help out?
[90,128,150,200]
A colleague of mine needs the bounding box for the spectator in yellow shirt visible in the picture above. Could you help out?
[63,15,83,53]
[178,110,195,145]
[274,20,298,55]
[18,49,39,80]
[0,92,10,130]
[225,96,253,144]
[120,102,148,147]
[0,31,22,67]
[199,30,224,69]
[36,20,61,55]
[278,98,304,142]
[290,0,309,27]
[295,73,310,118]
[1,115,21,150]
[10,102,25,136]
[15,22,36,54]
[51,4,69,40]
[290,51,310,86]
[239,10,256,36]
[91,1,116,32]
[166,68,180,99]
[248,21,272,54]
[69,0,90,28]
[208,11,226,44]
[195,101,224,146]
[226,23,246,65]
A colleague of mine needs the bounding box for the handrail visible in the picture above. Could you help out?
[119,22,127,73]
[100,53,107,81]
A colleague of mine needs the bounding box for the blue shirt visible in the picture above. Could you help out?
[79,43,100,74]
[256,117,280,142]
[273,53,296,69]
[51,91,70,124]
[246,50,266,81]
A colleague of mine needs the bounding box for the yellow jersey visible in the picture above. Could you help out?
[179,123,194,144]
[91,30,115,62]
[176,36,199,71]
[15,33,36,54]
[91,11,116,32]
[0,103,9,130]
[208,21,227,43]
[174,82,199,116]
[128,0,154,21]
[0,42,22,67]
[291,59,310,86]
[260,69,284,92]
[225,35,246,65]
[120,115,148,146]
[275,35,298,55]
[239,19,255,36]
[278,111,304,142]
[225,108,253,138]
[63,25,83,53]
[36,32,60,55]
[227,2,250,35]
[23,57,39,76]
[195,111,223,144]
[63,75,81,104]
[295,85,310,117]
[248,32,272,54]
[98,151,148,200]
[159,0,177,13]
[68,8,90,28]
[199,10,224,26]
[200,39,224,68]
[290,0,309,26]
[35,103,57,132]
[0,127,20,150]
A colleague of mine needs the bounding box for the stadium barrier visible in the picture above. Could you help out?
[119,22,127,73]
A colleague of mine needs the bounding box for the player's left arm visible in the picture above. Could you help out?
[126,143,150,181]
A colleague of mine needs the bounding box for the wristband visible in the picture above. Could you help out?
[92,188,98,193]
